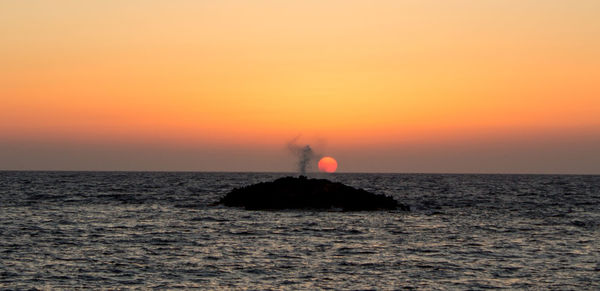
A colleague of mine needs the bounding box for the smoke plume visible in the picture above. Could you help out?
[287,137,319,176]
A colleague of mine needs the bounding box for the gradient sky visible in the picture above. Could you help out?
[1,0,599,173]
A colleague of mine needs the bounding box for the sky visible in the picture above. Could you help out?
[1,0,599,174]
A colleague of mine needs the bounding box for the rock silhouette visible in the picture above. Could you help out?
[219,176,409,211]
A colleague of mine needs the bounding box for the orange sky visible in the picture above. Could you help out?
[1,1,599,173]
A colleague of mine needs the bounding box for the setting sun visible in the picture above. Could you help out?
[318,157,338,173]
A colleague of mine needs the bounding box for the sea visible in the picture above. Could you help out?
[1,171,599,290]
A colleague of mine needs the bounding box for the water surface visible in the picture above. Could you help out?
[1,172,598,289]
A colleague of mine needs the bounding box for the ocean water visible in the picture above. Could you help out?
[1,171,599,289]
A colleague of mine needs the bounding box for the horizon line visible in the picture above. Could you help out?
[1,169,598,176]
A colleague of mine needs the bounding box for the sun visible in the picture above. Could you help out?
[318,156,338,173]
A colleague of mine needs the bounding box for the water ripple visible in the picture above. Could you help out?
[0,171,599,289]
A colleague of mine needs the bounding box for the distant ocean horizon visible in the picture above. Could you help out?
[1,171,599,289]
[3,169,600,175]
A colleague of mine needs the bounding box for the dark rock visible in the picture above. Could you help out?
[218,176,409,211]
